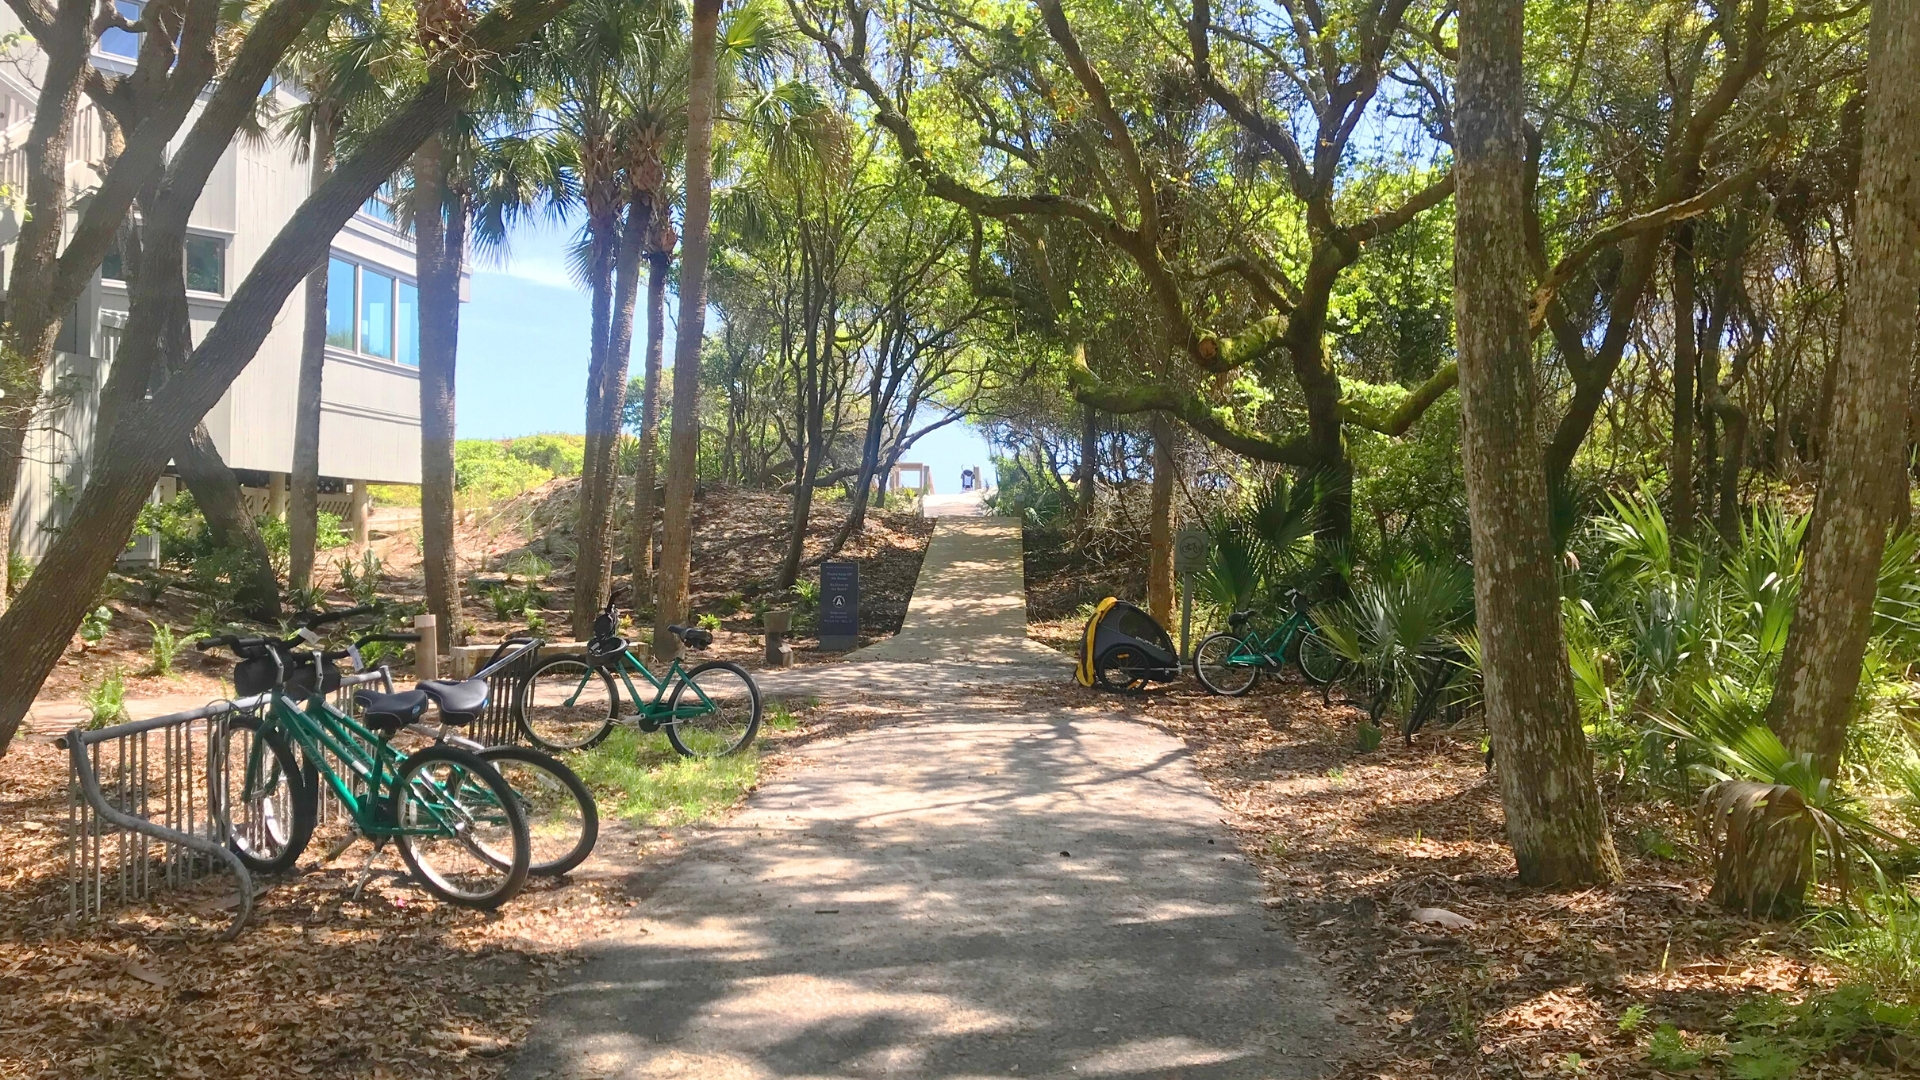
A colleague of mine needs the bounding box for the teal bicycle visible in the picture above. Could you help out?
[1191,598,1347,697]
[514,599,761,756]
[200,630,533,909]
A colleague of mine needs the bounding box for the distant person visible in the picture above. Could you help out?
[961,469,975,491]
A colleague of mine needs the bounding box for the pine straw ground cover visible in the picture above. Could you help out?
[1063,676,1913,1080]
[0,704,849,1079]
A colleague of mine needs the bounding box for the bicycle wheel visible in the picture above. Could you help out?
[390,745,529,909]
[1193,633,1261,696]
[1094,645,1149,693]
[212,714,316,875]
[663,661,762,758]
[477,745,599,877]
[517,655,620,752]
[1296,629,1347,686]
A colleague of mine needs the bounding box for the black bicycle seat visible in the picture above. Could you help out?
[354,688,430,733]
[668,624,713,650]
[419,678,490,723]
[588,634,628,658]
[1228,609,1255,627]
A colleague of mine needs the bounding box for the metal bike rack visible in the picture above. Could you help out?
[59,694,272,940]
[467,637,544,747]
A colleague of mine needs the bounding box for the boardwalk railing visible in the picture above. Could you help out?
[59,696,270,939]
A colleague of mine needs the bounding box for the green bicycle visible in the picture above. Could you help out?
[514,599,762,757]
[200,631,532,909]
[1192,599,1347,697]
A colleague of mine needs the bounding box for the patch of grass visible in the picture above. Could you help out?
[765,699,802,731]
[570,727,760,826]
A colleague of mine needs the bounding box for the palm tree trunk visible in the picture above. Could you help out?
[288,107,337,595]
[1455,0,1620,886]
[1737,0,1920,915]
[414,135,465,655]
[652,0,723,659]
[574,199,645,636]
[627,243,669,607]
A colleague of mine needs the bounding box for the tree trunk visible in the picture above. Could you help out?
[832,358,890,554]
[627,245,669,608]
[574,199,645,635]
[0,0,571,752]
[1076,402,1098,526]
[1148,411,1176,628]
[0,0,93,613]
[414,136,464,655]
[1671,227,1697,541]
[288,108,337,595]
[1740,0,1920,915]
[1454,0,1621,886]
[651,0,723,660]
[174,426,281,620]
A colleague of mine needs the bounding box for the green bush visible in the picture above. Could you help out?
[454,440,554,503]
[82,667,128,729]
[145,622,184,677]
[502,434,585,476]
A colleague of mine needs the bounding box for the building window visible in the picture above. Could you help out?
[185,234,224,294]
[326,257,356,348]
[359,268,394,359]
[326,256,416,367]
[396,281,419,367]
[102,238,123,281]
[98,0,142,59]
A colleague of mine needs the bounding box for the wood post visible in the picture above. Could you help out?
[349,481,370,546]
[414,613,439,681]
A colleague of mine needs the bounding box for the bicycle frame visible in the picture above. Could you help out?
[557,649,722,731]
[238,691,478,841]
[1224,609,1316,667]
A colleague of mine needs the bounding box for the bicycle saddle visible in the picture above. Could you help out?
[354,688,430,733]
[419,678,490,723]
[668,624,713,650]
[1228,609,1254,628]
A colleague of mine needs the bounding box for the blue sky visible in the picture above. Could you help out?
[457,214,997,492]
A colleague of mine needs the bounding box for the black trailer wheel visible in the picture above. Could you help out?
[1094,645,1150,693]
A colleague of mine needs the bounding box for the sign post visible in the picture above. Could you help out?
[1174,528,1210,661]
[819,561,860,651]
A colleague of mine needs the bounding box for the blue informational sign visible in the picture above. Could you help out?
[820,561,859,649]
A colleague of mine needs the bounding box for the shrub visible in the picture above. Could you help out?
[335,550,383,605]
[502,434,585,476]
[82,667,128,729]
[145,622,183,677]
[6,551,28,598]
[454,440,553,503]
[79,605,112,651]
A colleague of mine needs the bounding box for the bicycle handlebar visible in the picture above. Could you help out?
[355,632,421,647]
[196,633,271,651]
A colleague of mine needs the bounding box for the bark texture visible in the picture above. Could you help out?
[414,136,465,655]
[574,199,645,635]
[1454,0,1621,886]
[1148,411,1176,629]
[651,0,722,659]
[1671,227,1698,541]
[1738,0,1920,914]
[627,242,670,605]
[288,108,336,594]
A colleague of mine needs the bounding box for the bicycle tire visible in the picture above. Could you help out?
[516,654,620,752]
[477,745,599,877]
[212,714,316,875]
[390,745,530,910]
[1296,629,1347,687]
[1094,644,1149,693]
[1193,633,1261,696]
[663,660,762,758]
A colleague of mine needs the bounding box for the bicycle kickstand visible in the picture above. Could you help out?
[346,838,390,903]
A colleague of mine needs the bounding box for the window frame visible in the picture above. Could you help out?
[325,254,418,370]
